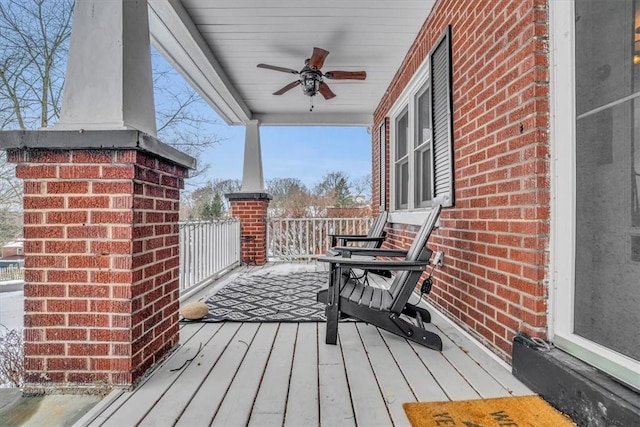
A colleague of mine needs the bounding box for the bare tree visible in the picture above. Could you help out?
[314,171,355,208]
[151,48,225,159]
[181,178,241,219]
[0,0,72,130]
[0,325,24,387]
[0,1,225,235]
[267,177,313,218]
[351,174,372,202]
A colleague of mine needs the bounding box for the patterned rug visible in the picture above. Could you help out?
[199,271,329,322]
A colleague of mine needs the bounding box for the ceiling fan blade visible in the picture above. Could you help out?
[308,47,329,70]
[273,80,301,95]
[318,82,336,100]
[257,63,299,74]
[324,70,367,80]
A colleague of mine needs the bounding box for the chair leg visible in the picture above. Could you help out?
[403,302,432,323]
[388,313,442,351]
[324,265,342,345]
[325,303,339,345]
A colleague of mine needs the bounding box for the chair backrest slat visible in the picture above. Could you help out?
[405,205,441,261]
[363,211,388,249]
[388,205,442,311]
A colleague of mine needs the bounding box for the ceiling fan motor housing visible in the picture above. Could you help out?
[300,69,322,96]
[256,47,366,101]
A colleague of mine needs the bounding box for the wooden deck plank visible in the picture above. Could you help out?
[433,314,532,396]
[175,323,261,426]
[435,323,513,398]
[284,323,319,427]
[212,323,279,427]
[99,324,222,426]
[247,323,297,427]
[339,322,393,427]
[137,323,242,426]
[356,324,416,427]
[381,333,449,402]
[75,263,539,427]
[409,340,481,401]
[76,390,129,427]
[318,323,356,427]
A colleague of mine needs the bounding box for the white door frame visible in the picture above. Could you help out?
[549,0,640,391]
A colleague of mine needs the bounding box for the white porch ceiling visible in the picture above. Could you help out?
[147,0,435,126]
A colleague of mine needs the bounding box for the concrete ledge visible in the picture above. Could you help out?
[0,130,197,170]
[0,280,24,293]
[225,192,272,201]
[0,391,101,427]
[512,334,640,427]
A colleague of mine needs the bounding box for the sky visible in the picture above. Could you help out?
[199,122,372,190]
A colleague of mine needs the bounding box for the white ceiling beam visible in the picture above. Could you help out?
[147,0,252,125]
[253,112,373,127]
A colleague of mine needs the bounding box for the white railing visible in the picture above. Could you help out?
[267,217,373,260]
[179,219,241,298]
[0,266,24,282]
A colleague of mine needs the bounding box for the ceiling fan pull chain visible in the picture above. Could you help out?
[309,97,314,112]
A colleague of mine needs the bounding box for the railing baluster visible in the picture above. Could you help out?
[259,216,373,261]
[178,219,241,294]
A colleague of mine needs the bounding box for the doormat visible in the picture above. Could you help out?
[403,395,576,427]
[194,271,333,322]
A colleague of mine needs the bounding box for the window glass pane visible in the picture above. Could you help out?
[574,0,640,360]
[396,110,408,159]
[417,88,431,146]
[395,160,408,208]
[575,0,636,115]
[414,147,432,206]
[401,161,408,206]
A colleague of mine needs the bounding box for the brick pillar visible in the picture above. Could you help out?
[2,130,194,394]
[226,193,271,266]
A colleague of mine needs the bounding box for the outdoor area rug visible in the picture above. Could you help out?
[196,271,332,322]
[403,395,576,427]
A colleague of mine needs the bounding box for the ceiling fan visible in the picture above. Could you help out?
[257,47,366,101]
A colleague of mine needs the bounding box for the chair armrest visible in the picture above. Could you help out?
[328,234,385,247]
[317,256,428,271]
[335,236,385,242]
[328,233,367,239]
[331,247,409,257]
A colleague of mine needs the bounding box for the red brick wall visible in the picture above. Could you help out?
[374,0,550,361]
[371,117,390,216]
[1,246,21,258]
[229,198,270,265]
[8,148,185,392]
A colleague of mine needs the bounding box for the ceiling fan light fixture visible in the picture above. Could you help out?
[257,47,367,102]
[301,72,321,96]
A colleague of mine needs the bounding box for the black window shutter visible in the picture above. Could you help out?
[430,25,454,207]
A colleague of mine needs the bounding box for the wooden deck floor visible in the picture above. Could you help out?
[75,263,532,427]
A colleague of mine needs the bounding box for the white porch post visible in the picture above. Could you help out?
[55,0,157,136]
[226,120,270,265]
[240,120,265,192]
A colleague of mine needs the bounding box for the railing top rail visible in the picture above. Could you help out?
[179,218,240,227]
[267,217,373,221]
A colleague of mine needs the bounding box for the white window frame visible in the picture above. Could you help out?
[550,0,640,390]
[414,83,434,208]
[389,54,433,219]
[379,121,387,211]
[394,107,410,210]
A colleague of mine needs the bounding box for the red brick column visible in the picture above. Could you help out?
[226,193,271,265]
[3,131,193,394]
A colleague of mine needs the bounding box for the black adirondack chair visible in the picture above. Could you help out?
[326,211,392,282]
[327,210,388,251]
[317,204,443,351]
